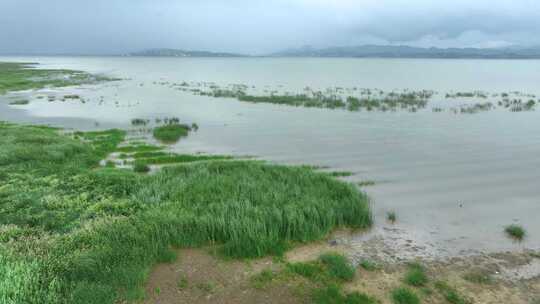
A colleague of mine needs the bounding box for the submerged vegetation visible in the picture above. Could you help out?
[162,80,540,114]
[0,62,116,95]
[0,122,372,303]
[197,87,432,112]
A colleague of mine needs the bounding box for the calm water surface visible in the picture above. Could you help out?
[1,56,539,258]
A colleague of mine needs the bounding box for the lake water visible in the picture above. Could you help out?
[1,56,539,259]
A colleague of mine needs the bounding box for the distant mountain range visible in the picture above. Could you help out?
[128,48,247,57]
[270,45,540,59]
[123,46,540,59]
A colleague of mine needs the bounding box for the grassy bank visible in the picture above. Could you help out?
[0,122,372,304]
[0,62,116,95]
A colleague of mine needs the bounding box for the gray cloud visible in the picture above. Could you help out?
[1,0,540,54]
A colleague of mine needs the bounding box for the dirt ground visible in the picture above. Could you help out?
[142,239,540,304]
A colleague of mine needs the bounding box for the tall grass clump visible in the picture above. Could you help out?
[319,253,356,282]
[504,224,526,241]
[391,287,420,304]
[0,122,372,304]
[313,284,377,304]
[404,263,428,287]
[434,281,470,304]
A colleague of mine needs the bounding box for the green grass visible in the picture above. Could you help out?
[329,171,354,177]
[153,124,192,143]
[0,122,372,304]
[359,260,379,271]
[288,262,325,279]
[251,269,277,289]
[134,154,232,166]
[434,281,470,304]
[116,144,164,153]
[404,263,428,287]
[133,162,150,173]
[391,287,420,304]
[0,62,116,95]
[504,224,526,241]
[463,271,493,285]
[313,284,378,304]
[177,275,188,289]
[319,253,356,282]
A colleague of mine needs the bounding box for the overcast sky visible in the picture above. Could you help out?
[1,0,540,54]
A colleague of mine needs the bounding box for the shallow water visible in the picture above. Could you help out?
[1,56,539,259]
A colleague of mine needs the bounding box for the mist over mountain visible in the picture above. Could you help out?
[127,45,540,59]
[128,48,247,57]
[270,45,540,59]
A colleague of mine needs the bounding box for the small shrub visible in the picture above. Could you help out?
[288,262,324,279]
[319,253,356,282]
[391,287,420,304]
[463,271,493,284]
[387,211,397,223]
[505,224,526,241]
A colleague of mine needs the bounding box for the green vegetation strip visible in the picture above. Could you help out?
[0,62,116,95]
[134,154,232,166]
[198,88,431,112]
[153,123,192,143]
[278,252,377,304]
[0,122,371,304]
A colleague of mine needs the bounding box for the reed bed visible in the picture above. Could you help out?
[0,122,372,304]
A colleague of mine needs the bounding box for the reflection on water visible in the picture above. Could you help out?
[1,56,539,258]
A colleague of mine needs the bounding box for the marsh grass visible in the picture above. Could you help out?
[251,269,278,289]
[404,263,428,287]
[193,85,432,113]
[0,123,371,304]
[133,162,150,173]
[391,287,420,304]
[319,253,356,282]
[134,154,231,166]
[116,144,164,153]
[153,123,192,143]
[463,271,493,285]
[8,99,29,105]
[359,260,379,271]
[313,285,378,304]
[434,281,470,304]
[357,181,376,187]
[0,62,115,95]
[329,171,354,177]
[505,224,526,241]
